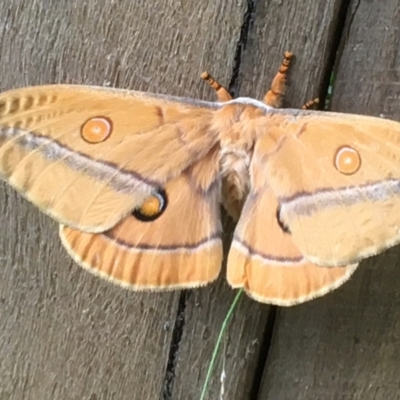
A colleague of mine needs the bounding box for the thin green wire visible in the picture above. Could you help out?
[199,288,244,400]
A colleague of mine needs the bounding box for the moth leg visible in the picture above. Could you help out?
[263,51,293,108]
[302,97,320,110]
[201,71,232,102]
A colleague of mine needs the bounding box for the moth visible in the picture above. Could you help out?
[0,52,399,306]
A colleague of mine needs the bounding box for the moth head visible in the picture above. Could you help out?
[132,190,168,222]
[334,146,361,175]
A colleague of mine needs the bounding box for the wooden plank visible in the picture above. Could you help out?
[172,1,347,399]
[236,1,345,103]
[0,1,244,399]
[259,1,400,399]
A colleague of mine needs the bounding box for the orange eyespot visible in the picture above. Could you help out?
[132,190,168,222]
[139,196,162,217]
[81,117,112,143]
[334,146,361,175]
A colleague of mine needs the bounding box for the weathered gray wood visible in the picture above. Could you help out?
[237,0,345,104]
[173,1,347,399]
[2,1,399,399]
[259,1,400,399]
[0,1,244,399]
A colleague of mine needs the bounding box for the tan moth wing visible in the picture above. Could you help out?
[254,110,400,267]
[60,148,223,289]
[0,85,217,232]
[225,118,358,305]
[227,187,358,306]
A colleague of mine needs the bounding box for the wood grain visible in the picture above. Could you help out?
[1,0,399,399]
[259,1,400,399]
[172,1,347,399]
[0,1,244,399]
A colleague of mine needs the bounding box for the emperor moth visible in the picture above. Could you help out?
[0,52,397,306]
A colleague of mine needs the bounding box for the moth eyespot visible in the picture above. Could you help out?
[334,146,361,175]
[132,190,168,222]
[276,207,291,234]
[81,117,112,143]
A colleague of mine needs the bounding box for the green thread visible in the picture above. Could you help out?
[199,288,244,400]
